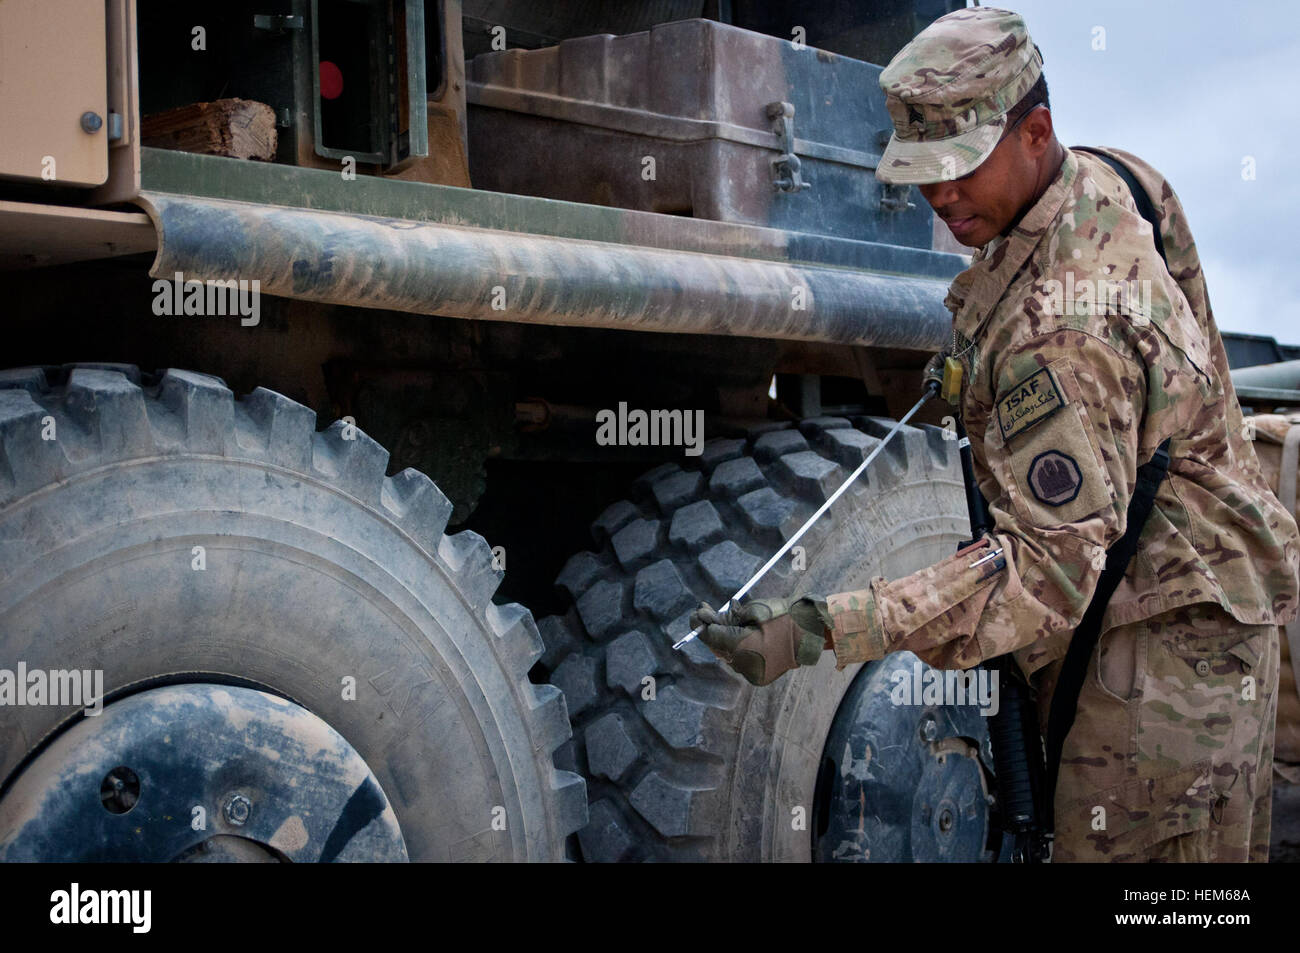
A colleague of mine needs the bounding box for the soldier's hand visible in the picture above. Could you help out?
[688,597,831,686]
[922,351,947,393]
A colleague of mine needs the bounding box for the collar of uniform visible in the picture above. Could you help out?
[947,150,1078,343]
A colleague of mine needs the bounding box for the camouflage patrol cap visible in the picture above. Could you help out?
[877,7,1043,185]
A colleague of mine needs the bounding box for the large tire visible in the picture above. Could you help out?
[0,365,586,861]
[539,415,970,861]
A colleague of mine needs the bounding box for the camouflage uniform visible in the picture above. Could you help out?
[827,8,1300,861]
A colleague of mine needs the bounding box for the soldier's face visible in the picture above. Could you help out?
[917,107,1057,248]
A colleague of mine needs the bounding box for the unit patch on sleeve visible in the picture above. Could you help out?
[1027,450,1083,506]
[996,367,1065,443]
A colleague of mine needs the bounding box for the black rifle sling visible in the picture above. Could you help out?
[1042,148,1175,833]
[1042,438,1171,830]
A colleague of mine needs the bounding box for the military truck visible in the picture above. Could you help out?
[2,1,1297,863]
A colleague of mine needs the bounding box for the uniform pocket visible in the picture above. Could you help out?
[1137,611,1273,778]
[1053,760,1213,861]
[996,360,1119,528]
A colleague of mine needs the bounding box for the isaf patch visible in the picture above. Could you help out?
[1027,450,1083,506]
[997,367,1065,443]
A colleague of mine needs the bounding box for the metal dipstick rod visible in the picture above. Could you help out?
[673,385,937,649]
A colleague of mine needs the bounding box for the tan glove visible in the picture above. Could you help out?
[922,351,947,393]
[689,598,831,686]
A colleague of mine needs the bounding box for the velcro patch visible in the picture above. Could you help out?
[997,367,1065,443]
[1027,450,1082,506]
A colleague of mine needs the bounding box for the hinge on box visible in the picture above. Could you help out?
[766,101,812,194]
[880,183,916,212]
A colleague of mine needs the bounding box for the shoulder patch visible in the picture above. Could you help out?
[1027,450,1082,506]
[997,367,1065,443]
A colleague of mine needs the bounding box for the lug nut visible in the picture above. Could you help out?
[223,793,252,826]
[920,716,938,742]
[99,766,140,815]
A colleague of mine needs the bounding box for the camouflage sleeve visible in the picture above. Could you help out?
[827,329,1152,671]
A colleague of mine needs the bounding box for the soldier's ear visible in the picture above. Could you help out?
[1021,107,1054,156]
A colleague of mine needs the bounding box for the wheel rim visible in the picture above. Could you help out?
[812,651,1001,862]
[0,683,408,862]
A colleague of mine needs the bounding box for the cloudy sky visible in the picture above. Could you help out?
[983,0,1300,344]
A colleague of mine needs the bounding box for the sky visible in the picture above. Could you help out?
[977,0,1300,344]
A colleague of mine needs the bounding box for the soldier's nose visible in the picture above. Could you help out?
[918,180,960,210]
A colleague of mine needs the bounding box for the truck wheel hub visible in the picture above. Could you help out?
[0,683,408,862]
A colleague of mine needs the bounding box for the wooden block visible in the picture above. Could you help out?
[141,98,277,161]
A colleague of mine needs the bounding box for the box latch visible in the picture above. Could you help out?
[766,102,812,194]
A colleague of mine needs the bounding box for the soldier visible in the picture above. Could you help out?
[692,7,1300,862]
